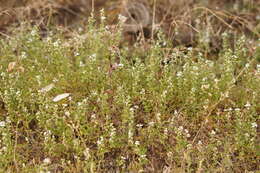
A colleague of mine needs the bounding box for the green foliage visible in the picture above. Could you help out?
[0,19,259,172]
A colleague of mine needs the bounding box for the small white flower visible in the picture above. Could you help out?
[0,121,6,127]
[101,16,106,20]
[234,108,241,111]
[251,122,257,128]
[110,131,116,138]
[97,137,104,146]
[136,124,143,128]
[167,152,173,158]
[244,102,251,108]
[187,144,193,149]
[0,72,5,77]
[118,14,127,23]
[121,156,126,160]
[257,64,260,69]
[214,79,220,83]
[148,122,155,127]
[128,130,133,143]
[36,75,41,81]
[133,105,139,109]
[52,78,58,83]
[162,90,168,96]
[164,128,168,135]
[118,63,124,67]
[224,92,229,98]
[198,140,202,145]
[140,88,145,95]
[21,51,27,59]
[178,126,183,131]
[140,154,146,159]
[53,93,71,102]
[65,111,70,116]
[112,63,124,69]
[91,114,96,119]
[92,91,97,96]
[211,130,216,135]
[79,61,85,67]
[135,141,140,146]
[78,27,83,32]
[43,158,51,164]
[74,52,80,56]
[193,66,199,71]
[129,108,135,112]
[105,26,110,30]
[203,105,209,110]
[92,53,97,58]
[31,29,37,36]
[53,41,59,47]
[176,71,182,77]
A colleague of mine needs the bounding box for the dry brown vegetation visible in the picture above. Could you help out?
[1,0,259,48]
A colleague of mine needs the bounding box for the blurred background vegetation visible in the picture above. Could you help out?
[0,0,259,49]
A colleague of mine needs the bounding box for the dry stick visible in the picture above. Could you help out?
[196,6,260,39]
[0,32,12,38]
[92,0,94,13]
[193,7,233,29]
[13,121,19,172]
[174,20,200,33]
[151,0,156,41]
[215,10,260,38]
[0,10,11,15]
[202,7,259,37]
[158,5,172,26]
[168,19,200,44]
[191,57,256,144]
[169,20,183,42]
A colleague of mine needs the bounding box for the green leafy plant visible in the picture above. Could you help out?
[0,14,259,172]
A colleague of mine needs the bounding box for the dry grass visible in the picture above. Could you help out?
[1,0,259,46]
